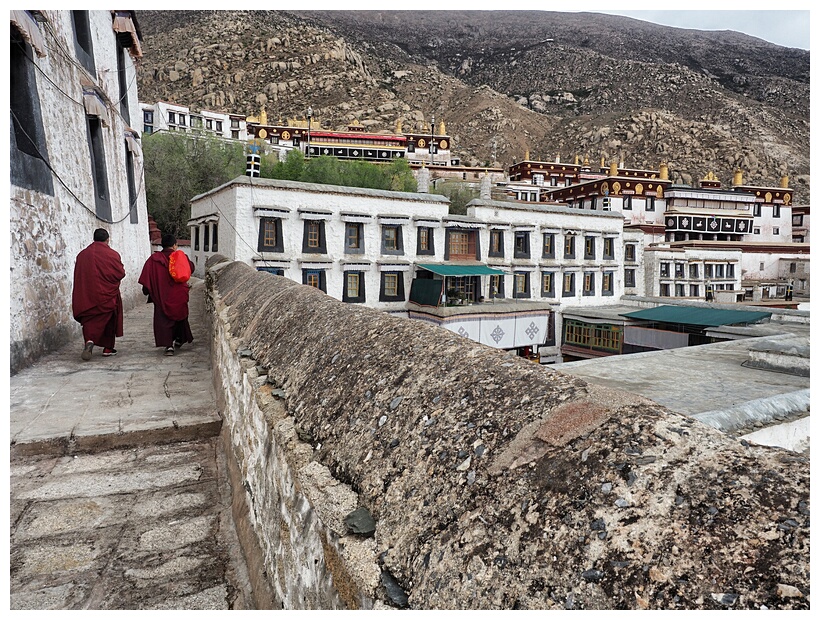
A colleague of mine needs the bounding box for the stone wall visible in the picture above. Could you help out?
[206,255,809,610]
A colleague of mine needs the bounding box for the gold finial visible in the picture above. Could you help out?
[439,120,446,135]
[780,175,789,188]
[601,156,606,168]
[555,153,560,163]
[583,155,590,167]
[703,171,717,181]
[396,119,403,134]
[524,149,530,161]
[659,161,669,180]
[733,168,744,186]
[609,161,618,176]
[574,154,579,165]
[259,108,267,125]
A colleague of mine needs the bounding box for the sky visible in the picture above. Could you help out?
[309,1,812,51]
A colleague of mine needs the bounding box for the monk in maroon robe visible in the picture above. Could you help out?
[138,234,194,356]
[72,228,126,360]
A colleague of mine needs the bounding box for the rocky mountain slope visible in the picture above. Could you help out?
[134,10,809,202]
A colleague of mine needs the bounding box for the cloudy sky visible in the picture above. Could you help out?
[330,2,811,51]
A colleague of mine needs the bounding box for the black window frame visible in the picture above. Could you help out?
[211,223,218,252]
[584,236,596,260]
[125,141,138,223]
[753,204,762,217]
[194,226,200,251]
[582,271,596,296]
[646,197,655,212]
[344,222,365,254]
[203,223,210,252]
[258,217,284,252]
[602,271,614,296]
[342,270,366,303]
[513,271,531,299]
[381,224,404,256]
[488,274,505,299]
[488,229,505,258]
[773,205,781,218]
[624,268,636,287]
[417,226,435,256]
[562,272,576,297]
[71,10,95,74]
[541,271,555,298]
[302,219,327,254]
[514,231,531,259]
[660,262,670,277]
[624,243,636,262]
[542,233,555,259]
[564,235,575,259]
[689,264,699,279]
[302,269,327,293]
[379,271,406,302]
[10,25,54,195]
[623,195,632,210]
[603,237,615,260]
[116,33,131,124]
[86,115,111,221]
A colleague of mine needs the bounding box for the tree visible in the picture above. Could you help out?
[432,181,480,215]
[142,132,245,238]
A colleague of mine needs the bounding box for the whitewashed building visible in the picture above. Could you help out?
[10,10,151,373]
[189,178,626,363]
[140,101,248,141]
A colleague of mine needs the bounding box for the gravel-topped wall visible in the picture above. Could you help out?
[206,255,809,610]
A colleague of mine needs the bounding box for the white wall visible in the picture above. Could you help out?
[10,10,150,371]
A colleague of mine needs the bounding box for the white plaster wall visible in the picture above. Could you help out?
[10,10,150,370]
[644,247,742,298]
[753,204,792,242]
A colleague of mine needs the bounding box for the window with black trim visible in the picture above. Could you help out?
[705,264,714,278]
[646,197,655,211]
[624,269,636,287]
[675,263,685,278]
[584,236,596,260]
[303,220,327,253]
[194,226,200,251]
[417,227,434,255]
[489,274,504,299]
[623,196,632,210]
[71,11,95,74]
[563,272,575,297]
[86,116,111,221]
[303,269,327,293]
[446,229,477,260]
[345,222,364,254]
[660,283,670,296]
[342,271,366,303]
[381,225,404,255]
[583,272,596,296]
[211,223,218,251]
[125,142,138,223]
[259,217,283,252]
[143,110,154,134]
[689,264,699,278]
[489,230,504,257]
[564,235,575,259]
[542,233,555,258]
[513,272,530,298]
[727,263,735,278]
[603,237,614,260]
[624,243,636,262]
[773,205,781,218]
[541,272,555,298]
[203,224,210,252]
[660,262,670,277]
[258,267,284,276]
[602,272,614,296]
[380,272,405,301]
[514,231,530,258]
[793,214,804,226]
[690,284,699,296]
[11,25,54,194]
[754,204,761,217]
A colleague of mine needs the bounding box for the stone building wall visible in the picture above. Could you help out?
[10,10,151,373]
[206,255,809,610]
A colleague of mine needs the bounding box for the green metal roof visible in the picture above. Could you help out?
[417,263,506,276]
[620,305,771,327]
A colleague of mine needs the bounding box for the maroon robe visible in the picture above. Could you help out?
[72,241,126,349]
[138,248,195,348]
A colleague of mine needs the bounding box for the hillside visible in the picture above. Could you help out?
[134,10,810,202]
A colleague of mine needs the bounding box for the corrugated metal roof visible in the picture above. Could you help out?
[620,305,771,327]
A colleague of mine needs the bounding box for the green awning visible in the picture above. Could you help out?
[417,263,506,276]
[620,305,771,327]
